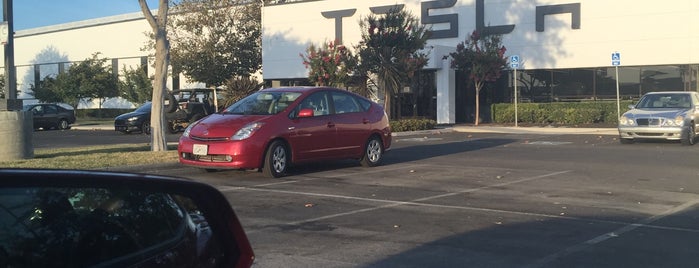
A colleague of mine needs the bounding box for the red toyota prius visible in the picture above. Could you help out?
[178,87,392,177]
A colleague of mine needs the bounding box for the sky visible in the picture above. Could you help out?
[9,0,160,30]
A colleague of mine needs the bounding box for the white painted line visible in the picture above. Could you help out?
[524,198,699,268]
[234,170,577,234]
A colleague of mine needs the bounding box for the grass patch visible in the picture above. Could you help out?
[0,144,179,169]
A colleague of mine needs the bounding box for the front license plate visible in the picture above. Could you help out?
[193,144,208,156]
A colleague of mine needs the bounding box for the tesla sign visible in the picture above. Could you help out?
[320,0,581,42]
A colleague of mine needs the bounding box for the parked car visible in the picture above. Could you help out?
[114,102,152,134]
[618,91,699,145]
[0,169,255,267]
[115,89,218,135]
[23,103,76,130]
[178,86,392,178]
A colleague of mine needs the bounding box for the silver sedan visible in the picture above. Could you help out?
[618,91,699,145]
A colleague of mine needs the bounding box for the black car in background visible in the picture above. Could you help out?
[114,102,152,134]
[23,103,76,130]
[115,89,218,135]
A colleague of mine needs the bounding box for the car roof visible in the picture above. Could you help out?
[645,91,695,95]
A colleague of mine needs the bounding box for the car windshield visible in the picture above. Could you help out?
[223,91,301,115]
[635,94,692,109]
[135,102,152,113]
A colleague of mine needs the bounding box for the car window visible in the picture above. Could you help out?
[224,92,301,115]
[0,187,193,267]
[298,92,330,116]
[45,105,58,114]
[31,105,43,114]
[331,92,362,114]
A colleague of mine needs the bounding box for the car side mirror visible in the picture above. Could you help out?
[298,108,315,118]
[628,104,635,109]
[0,169,255,268]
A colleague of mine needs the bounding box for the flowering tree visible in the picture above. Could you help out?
[355,7,430,119]
[447,30,507,125]
[300,40,356,87]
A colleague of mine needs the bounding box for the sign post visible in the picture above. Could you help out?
[612,52,621,123]
[510,55,520,127]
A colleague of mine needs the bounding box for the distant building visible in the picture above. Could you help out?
[263,0,699,124]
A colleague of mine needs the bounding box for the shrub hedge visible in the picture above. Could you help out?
[491,101,635,125]
[390,118,437,132]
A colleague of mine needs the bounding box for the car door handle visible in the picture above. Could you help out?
[362,119,370,124]
[327,122,335,128]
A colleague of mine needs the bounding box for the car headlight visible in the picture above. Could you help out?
[127,116,139,122]
[232,122,264,140]
[663,116,685,127]
[619,116,635,126]
[182,120,200,138]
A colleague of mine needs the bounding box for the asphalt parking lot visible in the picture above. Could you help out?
[123,129,699,268]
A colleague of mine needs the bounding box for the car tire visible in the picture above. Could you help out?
[681,125,696,146]
[165,93,178,113]
[263,140,288,178]
[58,119,70,130]
[360,136,383,167]
[619,138,634,144]
[142,121,151,135]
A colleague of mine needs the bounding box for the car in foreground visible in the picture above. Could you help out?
[618,91,699,145]
[0,169,254,267]
[23,103,76,130]
[178,86,392,178]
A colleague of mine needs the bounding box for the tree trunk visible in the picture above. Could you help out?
[140,0,169,151]
[474,81,483,126]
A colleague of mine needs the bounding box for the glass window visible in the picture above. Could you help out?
[224,91,301,115]
[331,92,361,114]
[0,187,192,267]
[298,92,330,116]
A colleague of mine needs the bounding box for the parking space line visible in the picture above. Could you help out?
[232,170,581,234]
[524,198,699,268]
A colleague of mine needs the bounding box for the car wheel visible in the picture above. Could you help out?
[142,121,151,135]
[58,119,70,130]
[681,125,696,146]
[619,138,634,144]
[263,140,288,178]
[165,93,178,113]
[360,136,383,167]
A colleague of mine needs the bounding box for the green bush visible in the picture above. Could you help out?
[390,118,437,132]
[492,101,634,125]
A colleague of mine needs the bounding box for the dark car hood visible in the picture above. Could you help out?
[189,113,269,137]
[115,111,150,120]
[624,108,689,119]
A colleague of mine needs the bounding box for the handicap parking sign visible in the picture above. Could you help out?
[510,55,520,69]
[612,52,621,66]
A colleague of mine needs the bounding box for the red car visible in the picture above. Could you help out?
[178,87,392,177]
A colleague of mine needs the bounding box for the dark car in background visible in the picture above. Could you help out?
[115,89,218,135]
[23,103,76,130]
[114,102,152,134]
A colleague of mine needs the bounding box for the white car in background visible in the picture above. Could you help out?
[618,91,699,145]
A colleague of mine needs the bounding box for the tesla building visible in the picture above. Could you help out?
[263,0,699,124]
[2,0,699,121]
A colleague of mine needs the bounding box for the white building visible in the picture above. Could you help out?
[263,0,699,124]
[3,0,699,122]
